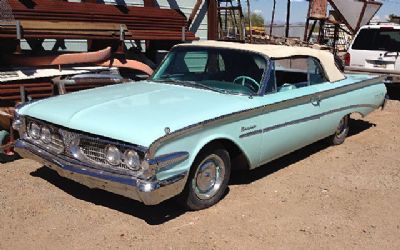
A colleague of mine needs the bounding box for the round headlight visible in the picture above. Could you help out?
[40,126,52,144]
[28,122,41,140]
[123,150,141,171]
[105,145,121,165]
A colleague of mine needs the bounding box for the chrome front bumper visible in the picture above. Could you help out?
[15,139,188,205]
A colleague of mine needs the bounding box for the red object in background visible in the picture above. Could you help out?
[344,52,350,66]
[310,0,328,19]
[5,47,112,67]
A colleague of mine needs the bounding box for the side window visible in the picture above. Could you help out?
[308,58,327,85]
[205,52,225,73]
[183,51,208,73]
[218,53,225,71]
[274,57,309,92]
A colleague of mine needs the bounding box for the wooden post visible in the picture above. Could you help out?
[285,0,291,38]
[269,0,276,37]
[333,24,339,55]
[304,0,311,41]
[246,0,252,43]
[207,0,218,40]
[187,0,202,28]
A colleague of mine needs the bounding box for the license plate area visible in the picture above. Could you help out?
[373,62,387,69]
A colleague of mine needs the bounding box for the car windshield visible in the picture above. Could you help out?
[352,28,400,52]
[150,46,268,95]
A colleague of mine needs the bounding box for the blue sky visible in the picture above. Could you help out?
[249,0,399,24]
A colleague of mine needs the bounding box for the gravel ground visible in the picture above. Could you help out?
[1,97,399,250]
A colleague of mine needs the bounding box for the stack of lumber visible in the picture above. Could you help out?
[0,75,122,101]
[0,21,131,40]
[1,0,196,41]
[0,80,54,101]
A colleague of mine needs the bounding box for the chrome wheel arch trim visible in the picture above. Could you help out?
[145,76,385,159]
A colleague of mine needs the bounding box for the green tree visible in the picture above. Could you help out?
[388,14,399,24]
[245,12,265,27]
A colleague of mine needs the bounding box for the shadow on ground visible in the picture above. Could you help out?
[30,167,188,225]
[387,85,400,101]
[30,119,374,224]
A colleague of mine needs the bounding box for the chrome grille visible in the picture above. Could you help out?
[79,137,108,165]
[58,129,80,157]
[79,137,133,171]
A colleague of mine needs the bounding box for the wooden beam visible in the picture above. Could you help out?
[207,0,218,40]
[246,0,252,43]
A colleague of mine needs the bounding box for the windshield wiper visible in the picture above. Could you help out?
[152,78,229,94]
[178,80,233,94]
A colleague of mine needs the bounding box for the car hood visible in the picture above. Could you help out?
[19,81,256,147]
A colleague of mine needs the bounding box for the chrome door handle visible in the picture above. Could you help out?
[311,95,321,106]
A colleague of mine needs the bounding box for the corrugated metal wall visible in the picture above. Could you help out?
[21,0,208,51]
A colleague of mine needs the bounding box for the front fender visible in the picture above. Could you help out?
[154,125,261,181]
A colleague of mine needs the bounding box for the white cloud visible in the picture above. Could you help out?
[254,9,262,14]
[371,15,380,21]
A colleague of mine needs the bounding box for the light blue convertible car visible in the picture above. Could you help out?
[13,41,387,210]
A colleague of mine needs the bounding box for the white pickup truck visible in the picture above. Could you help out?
[345,24,400,84]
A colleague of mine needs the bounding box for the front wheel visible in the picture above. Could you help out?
[180,145,231,210]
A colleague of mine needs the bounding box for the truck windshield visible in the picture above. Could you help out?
[151,47,267,95]
[352,28,400,52]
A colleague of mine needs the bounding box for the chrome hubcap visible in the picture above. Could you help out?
[192,154,225,200]
[335,116,348,137]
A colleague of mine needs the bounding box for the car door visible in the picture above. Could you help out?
[255,57,329,166]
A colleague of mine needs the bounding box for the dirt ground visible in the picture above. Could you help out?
[1,93,399,250]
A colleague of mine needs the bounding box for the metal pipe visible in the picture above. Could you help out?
[187,0,203,28]
[269,0,276,37]
[16,20,21,40]
[285,0,291,38]
[19,86,25,103]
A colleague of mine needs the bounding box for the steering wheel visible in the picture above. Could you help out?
[233,75,260,92]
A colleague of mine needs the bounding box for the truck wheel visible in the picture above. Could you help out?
[328,115,349,145]
[180,145,231,210]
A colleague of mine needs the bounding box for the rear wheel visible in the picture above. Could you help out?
[180,145,231,210]
[328,115,349,145]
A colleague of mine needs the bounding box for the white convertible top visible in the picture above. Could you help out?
[178,41,346,82]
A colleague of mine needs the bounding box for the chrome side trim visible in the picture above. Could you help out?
[15,139,188,205]
[149,151,189,170]
[239,104,378,138]
[146,76,385,158]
